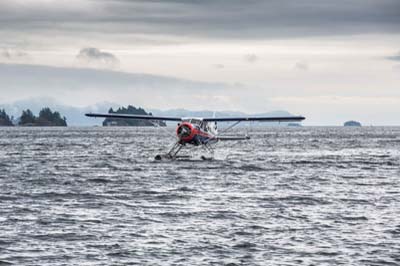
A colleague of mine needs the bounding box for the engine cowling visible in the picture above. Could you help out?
[176,122,195,142]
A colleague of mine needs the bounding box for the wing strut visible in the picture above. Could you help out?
[219,120,241,134]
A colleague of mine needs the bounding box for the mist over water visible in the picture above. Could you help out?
[0,127,399,265]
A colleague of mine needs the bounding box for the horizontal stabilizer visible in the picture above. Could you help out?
[217,135,251,141]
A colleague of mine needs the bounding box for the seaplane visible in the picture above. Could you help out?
[85,112,305,160]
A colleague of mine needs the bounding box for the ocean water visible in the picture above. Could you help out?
[0,126,399,265]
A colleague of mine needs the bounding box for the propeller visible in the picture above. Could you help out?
[177,124,191,138]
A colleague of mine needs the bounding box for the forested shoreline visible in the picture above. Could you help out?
[0,108,67,126]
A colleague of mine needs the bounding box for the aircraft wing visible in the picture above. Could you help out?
[203,116,305,122]
[85,113,182,121]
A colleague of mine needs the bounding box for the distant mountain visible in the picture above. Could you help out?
[1,97,299,126]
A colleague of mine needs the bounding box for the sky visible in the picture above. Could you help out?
[0,0,400,125]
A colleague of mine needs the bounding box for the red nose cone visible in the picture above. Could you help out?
[177,122,195,142]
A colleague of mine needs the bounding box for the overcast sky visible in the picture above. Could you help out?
[1,0,400,125]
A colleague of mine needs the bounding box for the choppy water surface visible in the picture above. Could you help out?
[0,126,399,265]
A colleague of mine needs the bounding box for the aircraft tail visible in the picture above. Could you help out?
[211,111,218,134]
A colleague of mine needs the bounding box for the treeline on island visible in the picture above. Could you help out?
[0,108,67,126]
[1,105,164,127]
[0,109,14,126]
[103,105,166,126]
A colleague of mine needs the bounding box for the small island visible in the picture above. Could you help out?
[19,108,67,126]
[0,109,14,126]
[103,105,166,126]
[344,120,362,127]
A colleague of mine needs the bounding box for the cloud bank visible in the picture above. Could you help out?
[0,0,399,44]
[0,63,233,108]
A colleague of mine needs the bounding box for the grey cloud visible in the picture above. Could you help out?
[76,48,119,69]
[294,61,309,71]
[0,49,29,61]
[0,0,399,40]
[1,50,11,59]
[213,64,224,69]
[244,54,258,63]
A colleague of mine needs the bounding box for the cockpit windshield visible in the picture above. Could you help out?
[189,119,202,125]
[182,118,205,129]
